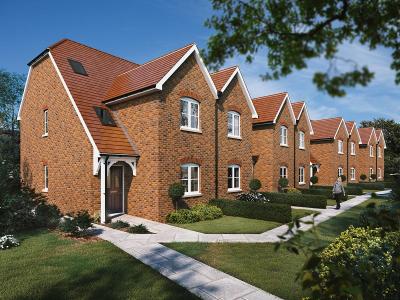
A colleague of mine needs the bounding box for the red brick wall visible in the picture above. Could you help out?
[20,56,100,215]
[348,134,359,183]
[358,139,377,181]
[377,142,385,180]
[294,111,310,189]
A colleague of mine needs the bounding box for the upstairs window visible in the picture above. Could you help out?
[94,107,116,126]
[351,168,356,180]
[68,59,88,76]
[350,142,356,155]
[338,140,344,154]
[228,111,241,138]
[298,167,305,184]
[43,165,48,192]
[228,165,240,191]
[299,131,305,149]
[280,166,288,178]
[181,163,200,196]
[378,146,382,158]
[180,98,199,131]
[43,109,48,136]
[370,145,374,157]
[338,167,343,177]
[280,126,288,146]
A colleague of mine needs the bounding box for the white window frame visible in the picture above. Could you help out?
[378,146,382,158]
[181,163,200,197]
[280,166,288,178]
[227,111,241,139]
[338,140,343,154]
[299,131,305,149]
[378,168,382,179]
[350,168,356,181]
[280,126,288,146]
[369,167,374,178]
[369,145,374,157]
[350,142,356,155]
[43,165,48,192]
[180,98,200,132]
[227,165,241,192]
[43,109,48,137]
[298,166,305,184]
[338,167,343,177]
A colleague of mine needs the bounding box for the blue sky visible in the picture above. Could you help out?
[1,0,399,122]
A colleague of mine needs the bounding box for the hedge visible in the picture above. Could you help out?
[209,199,291,223]
[301,188,348,201]
[261,192,327,209]
[311,185,363,195]
[348,182,385,191]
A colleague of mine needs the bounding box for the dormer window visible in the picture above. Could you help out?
[68,59,88,76]
[94,107,116,126]
[228,111,240,138]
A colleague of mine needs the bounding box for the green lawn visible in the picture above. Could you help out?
[173,209,315,234]
[167,198,382,300]
[0,230,197,300]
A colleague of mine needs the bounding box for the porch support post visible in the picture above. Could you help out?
[100,156,107,223]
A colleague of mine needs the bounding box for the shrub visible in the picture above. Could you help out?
[340,175,347,182]
[349,182,385,191]
[278,177,289,190]
[127,224,150,234]
[192,204,223,220]
[301,188,348,201]
[110,220,130,229]
[286,187,301,194]
[166,209,201,224]
[168,182,185,210]
[310,176,318,185]
[0,235,20,250]
[209,198,291,223]
[318,226,400,299]
[371,174,377,180]
[311,184,363,195]
[58,210,94,237]
[236,192,268,203]
[261,192,327,209]
[249,179,261,192]
[34,202,61,229]
[371,192,377,197]
[360,173,367,181]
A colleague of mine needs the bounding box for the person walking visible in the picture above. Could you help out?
[332,177,346,209]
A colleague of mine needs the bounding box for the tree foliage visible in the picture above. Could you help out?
[204,0,400,96]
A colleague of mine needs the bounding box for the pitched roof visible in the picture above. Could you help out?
[210,66,237,92]
[358,127,377,145]
[252,92,296,124]
[48,39,139,156]
[311,117,348,141]
[375,129,387,148]
[291,102,304,120]
[345,121,361,143]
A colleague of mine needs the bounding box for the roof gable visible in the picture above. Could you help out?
[252,92,296,125]
[358,127,377,145]
[346,121,361,144]
[311,117,349,141]
[291,101,314,134]
[375,129,387,148]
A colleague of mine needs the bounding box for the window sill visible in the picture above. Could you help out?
[351,153,356,156]
[298,182,306,186]
[280,144,289,148]
[227,188,242,193]
[180,127,202,134]
[183,193,202,198]
[228,135,242,140]
[42,133,48,138]
[42,188,48,193]
[299,147,305,150]
[338,152,344,155]
[350,179,356,181]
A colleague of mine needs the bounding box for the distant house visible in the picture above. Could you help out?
[345,121,362,183]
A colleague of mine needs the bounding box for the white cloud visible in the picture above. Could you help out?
[308,105,339,120]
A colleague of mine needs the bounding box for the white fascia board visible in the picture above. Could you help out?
[378,131,387,149]
[351,123,362,144]
[234,68,258,119]
[105,87,161,106]
[274,93,296,125]
[301,103,314,135]
[220,68,238,93]
[156,45,219,99]
[367,127,377,145]
[17,66,32,121]
[49,52,100,175]
[334,118,349,139]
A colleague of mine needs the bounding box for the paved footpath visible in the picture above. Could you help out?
[94,192,383,299]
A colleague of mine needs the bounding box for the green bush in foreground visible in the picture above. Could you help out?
[110,220,130,229]
[209,198,291,223]
[127,224,150,234]
[58,211,93,237]
[261,192,327,209]
[249,178,262,192]
[167,204,222,224]
[192,204,223,220]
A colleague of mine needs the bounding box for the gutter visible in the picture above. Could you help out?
[293,121,297,188]
[214,91,222,198]
[104,86,160,106]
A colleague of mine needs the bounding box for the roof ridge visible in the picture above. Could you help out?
[311,116,342,122]
[49,38,139,66]
[252,92,288,101]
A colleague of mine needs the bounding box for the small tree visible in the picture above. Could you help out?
[249,178,261,192]
[310,176,319,185]
[168,182,185,211]
[360,174,367,181]
[340,175,347,182]
[278,177,289,192]
[370,174,377,181]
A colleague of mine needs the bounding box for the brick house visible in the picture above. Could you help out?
[18,39,257,223]
[345,121,362,183]
[251,92,298,191]
[358,127,378,181]
[310,117,349,186]
[375,129,386,180]
[291,101,314,189]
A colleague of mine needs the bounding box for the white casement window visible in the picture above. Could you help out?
[43,109,48,136]
[351,168,356,180]
[378,146,382,158]
[299,131,305,149]
[280,126,288,146]
[378,168,382,179]
[350,142,356,155]
[338,140,343,154]
[369,145,374,157]
[338,167,343,177]
[227,111,241,138]
[181,164,200,196]
[180,98,200,131]
[227,165,241,191]
[280,166,288,178]
[43,165,48,192]
[369,168,374,178]
[298,167,305,184]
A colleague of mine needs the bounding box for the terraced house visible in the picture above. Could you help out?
[375,129,386,180]
[345,121,362,183]
[18,39,257,223]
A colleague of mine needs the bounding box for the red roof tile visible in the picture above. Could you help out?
[358,127,375,144]
[49,39,139,155]
[311,117,344,140]
[291,101,304,120]
[345,121,355,134]
[252,92,288,124]
[210,66,237,92]
[105,44,194,101]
